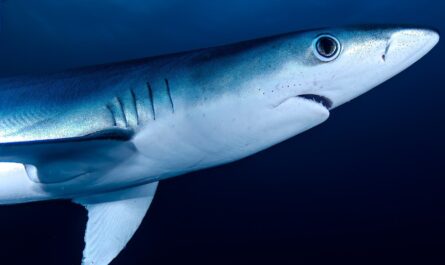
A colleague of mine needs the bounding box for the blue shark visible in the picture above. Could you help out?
[0,25,439,264]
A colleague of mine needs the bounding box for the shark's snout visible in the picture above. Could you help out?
[384,28,439,66]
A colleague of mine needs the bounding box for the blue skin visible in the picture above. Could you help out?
[0,25,439,199]
[0,26,400,143]
[0,25,439,265]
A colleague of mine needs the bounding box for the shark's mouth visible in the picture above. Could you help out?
[297,94,333,109]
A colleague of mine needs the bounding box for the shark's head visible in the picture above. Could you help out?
[144,25,439,169]
[228,26,439,152]
[265,26,440,110]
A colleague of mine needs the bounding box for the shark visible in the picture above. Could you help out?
[0,25,439,264]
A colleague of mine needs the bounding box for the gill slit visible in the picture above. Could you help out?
[106,104,117,126]
[146,82,156,120]
[130,89,139,125]
[116,96,128,128]
[164,79,175,113]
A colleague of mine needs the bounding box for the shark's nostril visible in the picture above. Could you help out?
[382,39,392,62]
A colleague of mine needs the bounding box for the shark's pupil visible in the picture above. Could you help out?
[316,36,338,58]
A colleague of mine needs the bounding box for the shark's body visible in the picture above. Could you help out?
[0,26,439,264]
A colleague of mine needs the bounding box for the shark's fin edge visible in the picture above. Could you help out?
[74,182,158,265]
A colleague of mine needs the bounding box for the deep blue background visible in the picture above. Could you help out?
[0,1,444,264]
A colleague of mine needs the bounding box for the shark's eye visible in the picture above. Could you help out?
[312,34,341,62]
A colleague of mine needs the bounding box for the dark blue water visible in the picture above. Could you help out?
[0,1,444,264]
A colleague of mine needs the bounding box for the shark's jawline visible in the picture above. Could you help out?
[298,94,333,109]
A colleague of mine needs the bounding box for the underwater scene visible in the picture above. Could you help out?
[0,1,444,264]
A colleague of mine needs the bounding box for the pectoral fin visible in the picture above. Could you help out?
[74,182,158,265]
[0,128,136,184]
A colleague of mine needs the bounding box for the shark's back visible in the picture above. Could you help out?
[0,63,158,189]
[0,61,156,144]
